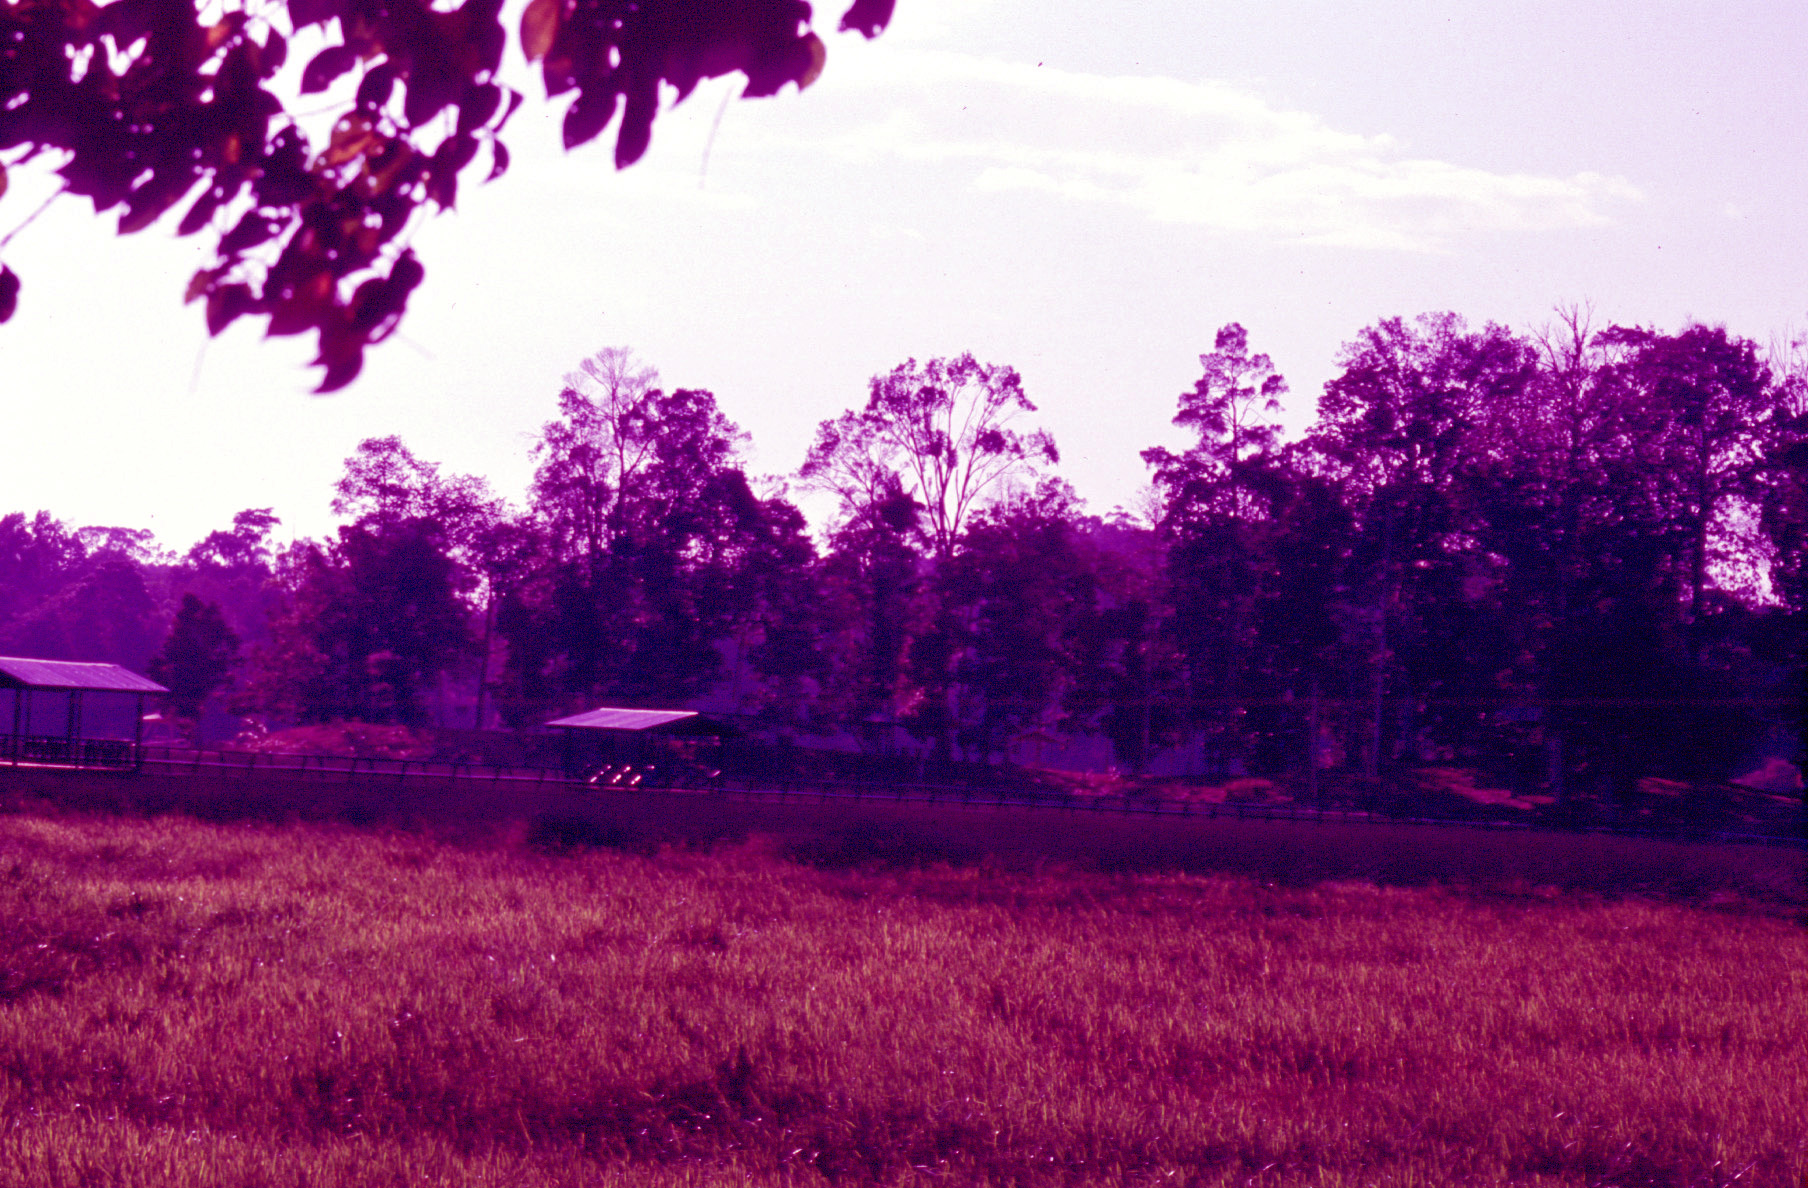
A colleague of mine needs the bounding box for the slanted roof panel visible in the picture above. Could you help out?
[545,707,700,732]
[0,657,168,694]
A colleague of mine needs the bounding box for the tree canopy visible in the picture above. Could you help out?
[801,353,1059,561]
[148,592,239,733]
[0,316,1797,812]
[0,0,896,387]
[485,351,813,721]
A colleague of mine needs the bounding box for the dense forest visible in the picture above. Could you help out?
[4,311,1803,801]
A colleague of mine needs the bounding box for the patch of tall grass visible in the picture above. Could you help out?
[0,810,1801,1186]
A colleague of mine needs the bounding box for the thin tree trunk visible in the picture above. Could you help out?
[1367,640,1385,780]
[1545,729,1565,804]
[1306,677,1320,805]
[1367,510,1395,781]
[473,593,495,731]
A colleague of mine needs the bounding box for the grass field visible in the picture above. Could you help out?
[0,808,1802,1187]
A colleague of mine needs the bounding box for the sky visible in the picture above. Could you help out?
[3,0,1806,553]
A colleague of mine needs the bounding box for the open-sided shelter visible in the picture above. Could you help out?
[544,706,735,780]
[1,657,167,770]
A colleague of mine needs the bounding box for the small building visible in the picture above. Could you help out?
[544,706,734,782]
[0,656,167,770]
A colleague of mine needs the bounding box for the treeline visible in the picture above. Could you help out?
[3,312,1803,797]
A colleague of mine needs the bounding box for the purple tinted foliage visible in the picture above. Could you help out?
[0,0,895,388]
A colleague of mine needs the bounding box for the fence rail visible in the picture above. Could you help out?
[2,735,138,769]
[136,745,567,787]
[105,745,1807,851]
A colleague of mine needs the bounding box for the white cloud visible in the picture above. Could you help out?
[785,46,1643,250]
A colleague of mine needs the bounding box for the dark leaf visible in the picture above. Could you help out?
[215,41,262,110]
[562,86,619,150]
[219,210,284,255]
[0,102,32,152]
[456,82,502,134]
[427,165,458,209]
[301,44,359,94]
[267,270,333,337]
[472,6,508,77]
[257,128,315,205]
[443,133,481,172]
[368,192,414,241]
[543,53,577,98]
[486,140,510,182]
[389,250,425,296]
[743,36,816,98]
[839,0,895,37]
[269,223,327,286]
[670,68,703,105]
[204,283,254,335]
[93,0,160,46]
[356,62,398,110]
[427,134,479,206]
[353,251,423,344]
[185,268,217,304]
[119,171,200,235]
[347,276,394,336]
[313,327,365,393]
[614,79,656,168]
[259,29,288,77]
[403,61,462,127]
[286,0,344,31]
[0,265,19,324]
[58,147,135,212]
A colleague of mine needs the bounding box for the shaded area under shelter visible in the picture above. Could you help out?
[545,707,736,786]
[1,656,166,770]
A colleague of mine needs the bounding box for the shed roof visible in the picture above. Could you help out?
[545,707,700,732]
[0,657,167,694]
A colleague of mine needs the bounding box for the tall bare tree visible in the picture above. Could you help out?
[801,353,1058,561]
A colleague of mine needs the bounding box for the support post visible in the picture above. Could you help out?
[1307,678,1320,806]
[1544,726,1565,805]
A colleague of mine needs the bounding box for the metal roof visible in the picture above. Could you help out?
[0,656,168,694]
[545,707,700,732]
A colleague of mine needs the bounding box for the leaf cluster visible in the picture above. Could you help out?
[0,0,894,387]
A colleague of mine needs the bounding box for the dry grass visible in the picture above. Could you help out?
[0,809,1802,1187]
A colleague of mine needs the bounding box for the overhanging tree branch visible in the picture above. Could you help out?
[0,0,896,388]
